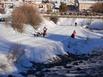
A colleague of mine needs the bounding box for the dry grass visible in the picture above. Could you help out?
[11,4,42,32]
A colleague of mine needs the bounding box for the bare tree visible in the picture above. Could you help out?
[11,4,42,33]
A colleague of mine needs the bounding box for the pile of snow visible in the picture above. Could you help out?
[88,19,103,30]
[0,18,68,75]
[0,18,67,64]
[24,18,57,35]
[38,18,57,31]
[57,18,75,26]
[19,38,67,65]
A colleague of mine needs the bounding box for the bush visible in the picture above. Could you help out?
[50,16,58,24]
[90,3,103,13]
[11,4,42,32]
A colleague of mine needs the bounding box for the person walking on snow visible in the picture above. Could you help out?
[75,22,77,26]
[68,30,76,48]
[71,30,76,38]
[43,27,47,37]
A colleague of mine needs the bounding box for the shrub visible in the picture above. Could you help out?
[11,4,42,32]
[50,16,58,24]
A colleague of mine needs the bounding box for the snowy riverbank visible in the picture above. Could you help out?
[0,17,103,76]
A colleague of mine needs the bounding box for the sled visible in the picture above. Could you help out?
[33,32,43,37]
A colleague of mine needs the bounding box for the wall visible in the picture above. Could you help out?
[79,3,94,11]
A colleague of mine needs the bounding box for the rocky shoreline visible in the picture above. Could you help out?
[2,50,103,77]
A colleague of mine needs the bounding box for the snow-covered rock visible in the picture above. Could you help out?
[17,38,67,64]
[0,53,17,75]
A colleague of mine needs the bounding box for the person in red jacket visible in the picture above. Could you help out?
[43,27,47,37]
[71,30,76,38]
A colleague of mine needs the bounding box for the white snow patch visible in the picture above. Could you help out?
[0,53,17,75]
[88,19,103,30]
[57,18,91,26]
[19,38,67,63]
[0,18,67,64]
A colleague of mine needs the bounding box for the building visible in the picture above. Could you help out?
[67,0,79,11]
[79,0,103,11]
[0,0,54,14]
[0,0,23,9]
[1,0,103,13]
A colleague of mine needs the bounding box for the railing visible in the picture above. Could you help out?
[43,14,103,19]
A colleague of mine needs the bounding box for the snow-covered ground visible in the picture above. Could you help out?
[0,19,67,75]
[88,19,103,30]
[0,16,103,75]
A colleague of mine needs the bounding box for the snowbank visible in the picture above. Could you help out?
[75,18,91,26]
[57,18,103,30]
[0,53,17,75]
[57,18,75,26]
[23,18,57,35]
[19,38,67,64]
[38,18,57,31]
[57,18,91,26]
[0,18,68,75]
[88,19,103,30]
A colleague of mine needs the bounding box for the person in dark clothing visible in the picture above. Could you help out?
[43,27,47,37]
[75,22,77,26]
[71,30,76,38]
[8,75,13,77]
